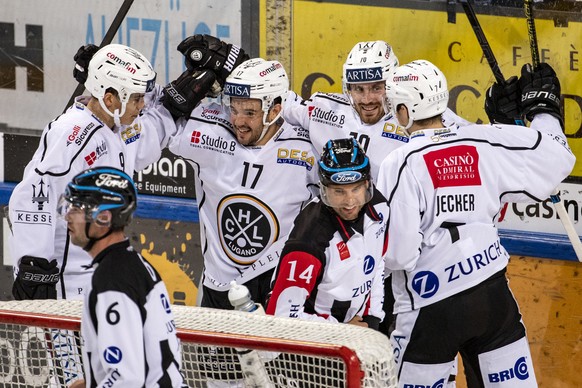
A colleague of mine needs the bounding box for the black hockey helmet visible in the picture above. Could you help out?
[59,167,137,229]
[318,138,371,186]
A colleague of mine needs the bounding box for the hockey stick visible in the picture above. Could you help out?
[63,0,135,112]
[523,0,582,261]
[460,0,582,261]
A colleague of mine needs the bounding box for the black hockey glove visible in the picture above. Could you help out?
[163,69,217,120]
[177,34,249,86]
[12,256,59,300]
[484,76,521,125]
[518,63,563,126]
[73,44,99,84]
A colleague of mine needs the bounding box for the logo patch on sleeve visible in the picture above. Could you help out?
[337,241,350,260]
[423,145,481,188]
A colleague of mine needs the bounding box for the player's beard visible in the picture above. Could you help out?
[356,103,384,125]
[235,125,259,146]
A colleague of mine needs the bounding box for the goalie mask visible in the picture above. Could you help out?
[386,59,449,132]
[222,58,289,143]
[85,44,156,127]
[342,40,399,119]
[319,138,373,210]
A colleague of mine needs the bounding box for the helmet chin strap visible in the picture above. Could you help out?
[82,222,114,252]
[257,109,282,144]
[98,98,126,128]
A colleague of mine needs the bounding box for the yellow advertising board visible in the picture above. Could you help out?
[272,1,582,177]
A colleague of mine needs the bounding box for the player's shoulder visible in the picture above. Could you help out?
[310,92,350,107]
[189,101,232,128]
[288,199,337,246]
[45,107,104,150]
[275,122,312,144]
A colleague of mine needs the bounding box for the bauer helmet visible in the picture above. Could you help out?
[58,167,137,229]
[222,58,289,125]
[85,44,156,126]
[318,138,373,207]
[386,59,449,131]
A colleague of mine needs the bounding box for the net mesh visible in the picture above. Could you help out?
[0,300,397,387]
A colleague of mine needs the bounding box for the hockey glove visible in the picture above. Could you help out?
[73,44,99,84]
[163,69,217,120]
[12,256,59,300]
[177,34,249,87]
[484,76,521,125]
[518,63,563,126]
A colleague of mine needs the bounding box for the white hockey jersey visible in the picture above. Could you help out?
[266,192,387,325]
[376,114,575,313]
[283,91,470,180]
[167,103,319,291]
[8,89,175,299]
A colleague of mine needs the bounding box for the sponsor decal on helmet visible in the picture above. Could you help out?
[223,83,251,97]
[259,62,283,77]
[345,67,382,83]
[392,74,419,82]
[95,173,129,189]
[330,171,362,184]
[106,52,136,74]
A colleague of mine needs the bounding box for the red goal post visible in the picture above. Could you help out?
[0,300,397,387]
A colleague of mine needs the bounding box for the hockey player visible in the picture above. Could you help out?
[61,167,186,388]
[161,53,319,310]
[7,42,231,301]
[376,60,574,387]
[266,138,386,330]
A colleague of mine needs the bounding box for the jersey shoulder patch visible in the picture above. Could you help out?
[312,92,350,106]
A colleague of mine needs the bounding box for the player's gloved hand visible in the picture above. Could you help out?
[518,62,563,126]
[162,69,217,120]
[484,76,521,125]
[73,44,100,84]
[177,34,249,87]
[12,256,59,300]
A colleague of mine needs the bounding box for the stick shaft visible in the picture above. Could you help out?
[63,0,135,112]
[460,0,505,84]
[524,0,540,68]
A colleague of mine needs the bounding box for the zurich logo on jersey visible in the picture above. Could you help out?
[160,293,171,314]
[103,346,123,364]
[363,256,375,275]
[331,171,361,184]
[223,83,251,97]
[411,271,439,298]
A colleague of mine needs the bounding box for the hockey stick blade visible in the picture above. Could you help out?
[63,0,135,112]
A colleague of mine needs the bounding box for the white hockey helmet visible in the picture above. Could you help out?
[342,40,399,116]
[223,58,289,124]
[386,59,449,131]
[85,44,156,126]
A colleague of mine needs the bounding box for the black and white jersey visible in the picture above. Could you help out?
[167,103,319,291]
[8,89,175,299]
[376,114,575,313]
[266,190,387,325]
[81,240,185,387]
[283,91,470,180]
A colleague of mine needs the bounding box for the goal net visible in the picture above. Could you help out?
[0,300,397,387]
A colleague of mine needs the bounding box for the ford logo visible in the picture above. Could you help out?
[331,171,362,183]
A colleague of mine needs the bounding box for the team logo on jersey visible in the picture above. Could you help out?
[31,178,49,210]
[190,130,236,156]
[423,145,482,188]
[411,271,439,298]
[276,148,315,170]
[103,346,123,364]
[121,123,141,144]
[309,107,346,128]
[217,194,280,265]
[382,122,409,142]
[337,241,350,260]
